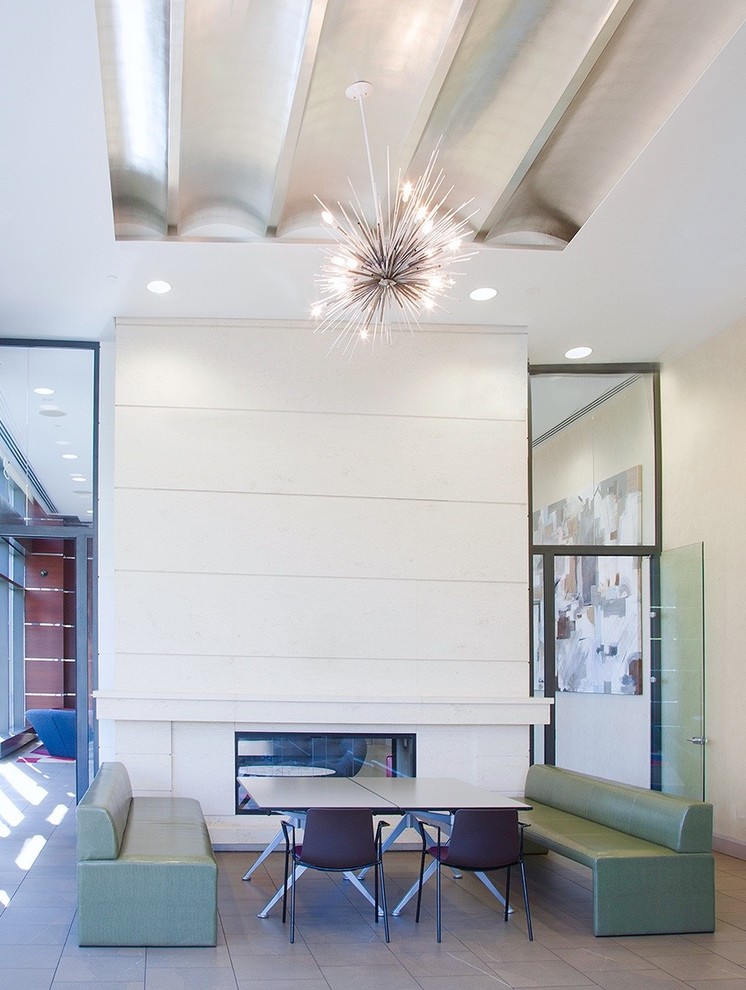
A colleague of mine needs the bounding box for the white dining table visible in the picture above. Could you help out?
[237,774,531,918]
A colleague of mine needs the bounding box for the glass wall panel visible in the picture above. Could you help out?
[0,346,95,527]
[530,366,659,786]
[235,732,416,813]
[531,554,545,763]
[531,373,656,547]
[0,342,96,791]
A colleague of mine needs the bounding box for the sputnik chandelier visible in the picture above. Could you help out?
[311,81,476,352]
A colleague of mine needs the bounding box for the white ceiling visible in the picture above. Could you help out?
[1,1,746,366]
[1,1,746,515]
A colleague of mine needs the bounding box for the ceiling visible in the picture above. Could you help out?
[1,0,746,365]
[1,0,746,512]
[97,0,745,251]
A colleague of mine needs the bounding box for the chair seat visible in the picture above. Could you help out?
[293,842,379,870]
[429,843,520,871]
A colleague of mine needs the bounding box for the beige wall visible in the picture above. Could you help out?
[662,315,746,852]
[101,319,550,844]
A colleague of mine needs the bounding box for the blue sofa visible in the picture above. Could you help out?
[25,708,76,758]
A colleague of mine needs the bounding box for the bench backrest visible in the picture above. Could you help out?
[525,764,712,853]
[77,761,133,861]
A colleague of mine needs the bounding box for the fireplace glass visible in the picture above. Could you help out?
[235,731,416,814]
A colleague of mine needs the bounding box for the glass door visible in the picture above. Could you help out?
[652,543,705,799]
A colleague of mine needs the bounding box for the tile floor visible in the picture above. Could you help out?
[3,752,746,989]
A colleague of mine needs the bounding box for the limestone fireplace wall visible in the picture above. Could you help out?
[100,319,550,844]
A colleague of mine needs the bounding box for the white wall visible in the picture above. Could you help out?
[661,315,746,853]
[102,319,548,843]
[532,378,655,785]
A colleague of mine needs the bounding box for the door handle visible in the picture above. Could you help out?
[687,736,707,745]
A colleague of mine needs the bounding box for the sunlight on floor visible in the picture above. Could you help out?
[46,802,69,826]
[0,761,48,805]
[0,787,24,827]
[16,834,46,870]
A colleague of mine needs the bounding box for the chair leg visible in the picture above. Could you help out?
[289,861,296,944]
[378,860,390,943]
[282,844,290,924]
[520,860,533,941]
[374,853,379,926]
[415,843,427,923]
[504,864,512,923]
[435,858,442,943]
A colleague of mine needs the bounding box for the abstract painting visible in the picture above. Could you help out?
[533,465,644,694]
[554,554,642,694]
[533,465,642,546]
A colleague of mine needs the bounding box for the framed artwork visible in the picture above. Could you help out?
[554,554,642,694]
[534,466,644,695]
[533,465,642,546]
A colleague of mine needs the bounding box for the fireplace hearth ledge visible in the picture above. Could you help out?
[94,690,552,725]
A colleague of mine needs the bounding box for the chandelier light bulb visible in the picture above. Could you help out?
[312,82,476,352]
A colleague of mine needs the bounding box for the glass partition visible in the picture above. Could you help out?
[0,345,95,527]
[0,341,97,797]
[653,543,705,799]
[530,366,660,786]
[531,373,657,548]
[235,731,416,814]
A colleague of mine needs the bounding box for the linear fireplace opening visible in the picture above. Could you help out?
[235,731,416,814]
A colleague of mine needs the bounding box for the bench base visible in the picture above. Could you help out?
[524,800,715,936]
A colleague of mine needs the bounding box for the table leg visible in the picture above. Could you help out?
[474,870,512,912]
[344,870,384,915]
[357,812,415,879]
[257,863,308,918]
[392,857,437,916]
[391,861,512,918]
[242,825,288,881]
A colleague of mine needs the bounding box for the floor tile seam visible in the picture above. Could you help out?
[47,910,76,988]
[214,909,243,990]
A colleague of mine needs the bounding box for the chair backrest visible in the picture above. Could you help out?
[443,808,521,870]
[298,808,377,870]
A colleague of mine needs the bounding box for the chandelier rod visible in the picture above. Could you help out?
[346,81,383,230]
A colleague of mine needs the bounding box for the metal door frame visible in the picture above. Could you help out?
[529,364,662,784]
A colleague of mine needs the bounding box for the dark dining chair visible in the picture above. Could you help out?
[281,808,390,943]
[415,808,533,942]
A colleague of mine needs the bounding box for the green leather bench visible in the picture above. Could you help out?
[77,761,218,946]
[522,764,715,937]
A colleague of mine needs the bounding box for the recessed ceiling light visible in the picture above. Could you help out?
[70,475,87,482]
[33,387,55,396]
[469,287,498,302]
[54,439,72,446]
[147,280,172,294]
[61,453,78,460]
[565,346,593,360]
[38,403,66,417]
